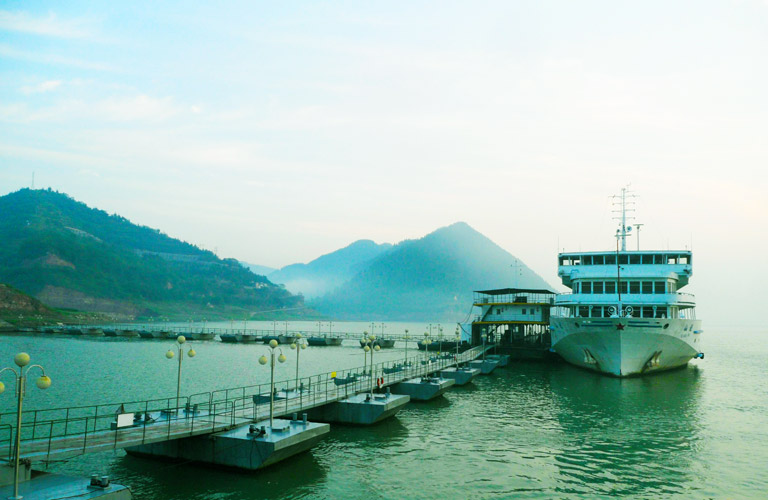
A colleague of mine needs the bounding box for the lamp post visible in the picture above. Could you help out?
[481,328,487,361]
[290,334,307,392]
[1,352,52,500]
[455,327,461,363]
[423,337,431,376]
[363,334,381,397]
[361,332,370,375]
[404,329,410,367]
[258,340,286,428]
[165,336,196,414]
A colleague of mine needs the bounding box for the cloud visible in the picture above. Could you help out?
[0,94,185,123]
[0,44,118,71]
[20,80,62,95]
[0,10,92,39]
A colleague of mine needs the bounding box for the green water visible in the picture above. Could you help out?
[1,324,766,499]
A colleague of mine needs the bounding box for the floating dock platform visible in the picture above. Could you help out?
[392,377,455,401]
[126,415,329,471]
[306,390,410,425]
[440,366,480,385]
[468,359,500,374]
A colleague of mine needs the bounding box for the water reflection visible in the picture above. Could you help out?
[547,364,704,497]
[114,444,328,500]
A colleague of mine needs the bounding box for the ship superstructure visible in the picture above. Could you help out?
[550,188,704,376]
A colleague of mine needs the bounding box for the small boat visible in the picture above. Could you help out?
[84,328,103,337]
[118,329,139,338]
[101,329,117,337]
[308,336,344,346]
[138,330,155,339]
[359,338,396,348]
[220,333,238,343]
[417,340,464,352]
[263,335,297,344]
[333,374,359,386]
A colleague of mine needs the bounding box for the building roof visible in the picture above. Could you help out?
[474,288,557,296]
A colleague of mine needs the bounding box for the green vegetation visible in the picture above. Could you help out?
[311,222,553,321]
[0,189,304,320]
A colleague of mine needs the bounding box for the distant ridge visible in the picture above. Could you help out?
[0,189,303,319]
[268,239,393,298]
[311,222,552,321]
[241,262,278,277]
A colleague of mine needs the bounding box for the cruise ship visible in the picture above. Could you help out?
[550,188,703,376]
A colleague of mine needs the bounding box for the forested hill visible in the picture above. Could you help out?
[0,189,302,319]
[311,222,553,321]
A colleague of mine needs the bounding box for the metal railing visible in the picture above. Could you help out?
[0,346,486,464]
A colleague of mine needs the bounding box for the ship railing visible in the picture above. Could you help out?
[555,292,695,306]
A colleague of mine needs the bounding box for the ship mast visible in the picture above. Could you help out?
[611,186,635,251]
[611,186,635,317]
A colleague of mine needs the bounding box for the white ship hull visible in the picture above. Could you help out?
[549,317,702,377]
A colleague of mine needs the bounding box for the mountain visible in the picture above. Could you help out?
[240,262,277,277]
[268,239,393,298]
[0,283,61,327]
[311,222,552,321]
[0,189,303,319]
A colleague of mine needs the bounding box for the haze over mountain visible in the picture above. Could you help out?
[267,240,393,298]
[311,222,552,321]
[0,189,302,319]
[240,263,277,277]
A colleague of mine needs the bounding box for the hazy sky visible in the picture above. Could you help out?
[1,1,766,325]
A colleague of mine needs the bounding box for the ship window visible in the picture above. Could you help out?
[655,307,667,318]
[667,255,678,264]
[605,255,616,265]
[522,308,526,314]
[583,255,593,265]
[654,254,664,264]
[642,282,653,294]
[679,255,689,265]
[654,282,665,294]
[629,282,640,294]
[582,282,592,294]
[572,256,581,265]
[593,255,605,265]
[619,282,628,294]
[630,254,641,264]
[640,254,653,264]
[593,282,604,294]
[642,307,654,318]
[619,255,629,265]
[605,282,616,294]
[578,306,589,317]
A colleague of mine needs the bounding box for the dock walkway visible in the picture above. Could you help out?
[0,347,487,464]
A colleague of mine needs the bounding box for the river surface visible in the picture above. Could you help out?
[1,323,766,499]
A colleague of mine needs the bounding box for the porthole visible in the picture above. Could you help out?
[663,324,670,329]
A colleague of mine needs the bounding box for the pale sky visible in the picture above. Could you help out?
[1,1,767,325]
